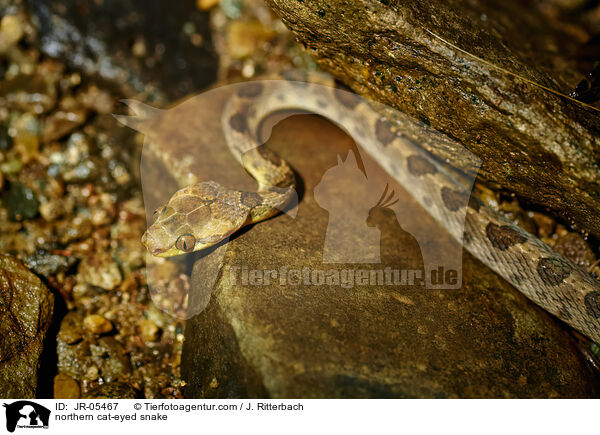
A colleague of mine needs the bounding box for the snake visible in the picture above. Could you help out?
[117,71,600,344]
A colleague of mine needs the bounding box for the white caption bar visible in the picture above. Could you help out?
[1,399,597,435]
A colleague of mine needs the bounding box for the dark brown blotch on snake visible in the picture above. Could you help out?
[536,257,572,286]
[333,87,361,109]
[407,154,438,177]
[237,82,264,98]
[486,222,527,251]
[274,170,295,188]
[584,291,600,319]
[441,187,469,212]
[241,192,263,208]
[257,145,282,166]
[229,104,250,133]
[374,118,397,146]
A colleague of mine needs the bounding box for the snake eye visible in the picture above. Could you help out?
[175,234,196,253]
[153,206,166,222]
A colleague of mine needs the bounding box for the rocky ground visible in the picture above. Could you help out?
[1,0,600,398]
[0,5,185,398]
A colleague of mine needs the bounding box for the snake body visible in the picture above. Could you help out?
[129,72,600,343]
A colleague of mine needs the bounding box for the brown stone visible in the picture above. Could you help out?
[177,113,599,398]
[0,254,54,398]
[54,374,81,399]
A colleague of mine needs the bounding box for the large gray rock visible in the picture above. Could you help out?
[180,113,599,398]
[0,254,54,398]
[265,0,600,238]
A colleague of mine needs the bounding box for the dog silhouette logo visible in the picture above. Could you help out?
[3,401,50,432]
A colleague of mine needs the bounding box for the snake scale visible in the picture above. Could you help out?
[121,72,600,344]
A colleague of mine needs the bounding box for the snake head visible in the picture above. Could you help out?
[141,181,248,257]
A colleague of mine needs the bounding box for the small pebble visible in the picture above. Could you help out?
[0,124,13,151]
[531,212,555,238]
[227,20,274,60]
[39,199,63,222]
[0,15,25,53]
[83,314,113,335]
[209,377,219,389]
[77,85,114,114]
[58,312,84,344]
[474,184,498,209]
[13,132,39,164]
[2,182,39,221]
[84,366,99,381]
[132,38,147,58]
[59,215,92,244]
[78,250,122,290]
[138,319,161,342]
[89,193,117,226]
[53,374,81,399]
[554,232,595,268]
[26,251,75,278]
[197,0,220,10]
[43,109,87,142]
[513,213,536,234]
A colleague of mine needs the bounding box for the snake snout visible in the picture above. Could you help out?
[141,230,164,256]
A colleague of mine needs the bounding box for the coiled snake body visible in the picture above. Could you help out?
[122,73,600,343]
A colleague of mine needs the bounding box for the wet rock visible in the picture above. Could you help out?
[0,254,54,398]
[84,366,99,381]
[111,214,146,274]
[266,0,600,238]
[197,0,220,11]
[83,382,137,399]
[179,113,599,398]
[227,20,276,60]
[58,334,131,383]
[78,250,122,290]
[57,339,90,379]
[58,311,84,345]
[137,319,161,343]
[62,157,101,183]
[0,158,23,175]
[89,193,117,227]
[0,15,25,53]
[39,198,66,222]
[29,0,218,100]
[43,109,88,143]
[25,251,76,277]
[0,74,57,113]
[83,314,113,335]
[89,337,132,382]
[1,182,39,221]
[59,215,92,244]
[77,85,114,115]
[53,374,80,399]
[532,212,556,238]
[12,132,39,165]
[0,124,13,151]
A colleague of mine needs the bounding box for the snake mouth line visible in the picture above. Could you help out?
[141,230,166,256]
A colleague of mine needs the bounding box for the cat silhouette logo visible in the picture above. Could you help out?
[3,401,50,432]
